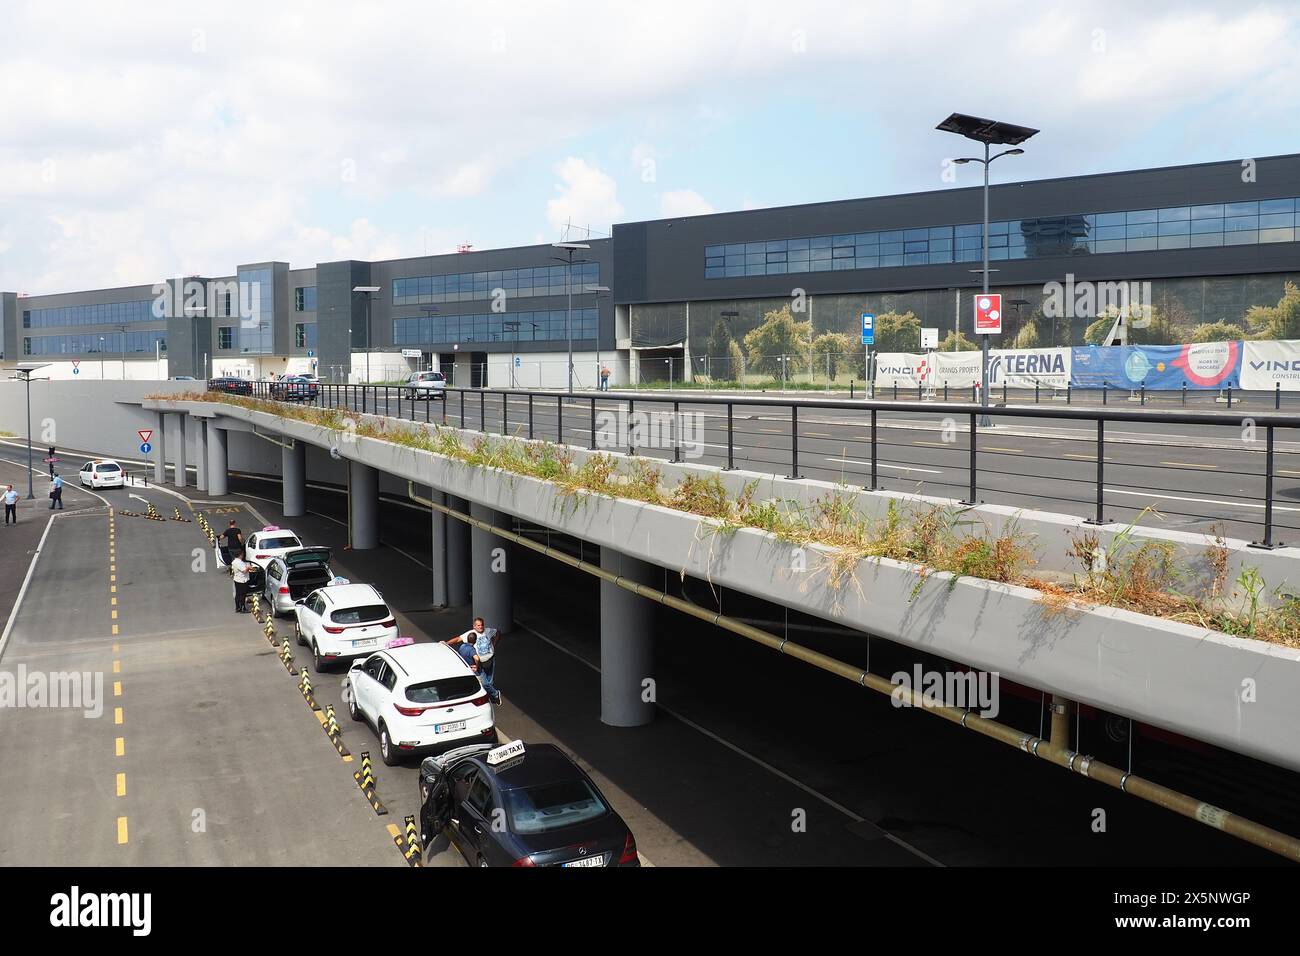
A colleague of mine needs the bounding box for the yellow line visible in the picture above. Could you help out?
[386,823,401,839]
[111,574,116,583]
[984,447,1023,453]
[114,707,123,725]
[1161,461,1218,470]
[114,681,122,697]
[111,597,117,606]
[115,737,125,757]
[1064,453,1113,461]
[116,773,126,797]
[117,816,128,844]
[913,440,949,447]
[112,643,119,652]
[112,660,120,674]
[111,585,117,594]
[111,610,118,620]
[111,624,119,636]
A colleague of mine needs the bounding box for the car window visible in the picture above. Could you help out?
[381,665,398,692]
[289,567,331,589]
[363,656,384,680]
[96,464,120,473]
[330,604,389,625]
[261,536,301,550]
[505,779,611,834]
[406,676,481,704]
[451,763,478,784]
[466,777,493,816]
[268,563,281,580]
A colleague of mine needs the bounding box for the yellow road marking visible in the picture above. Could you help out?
[112,660,120,673]
[111,625,119,636]
[111,597,117,606]
[115,737,125,757]
[114,707,123,725]
[386,823,401,839]
[111,564,116,572]
[912,440,949,447]
[111,575,116,583]
[114,681,122,697]
[1161,461,1218,469]
[342,754,354,763]
[111,610,118,620]
[111,585,117,594]
[116,773,126,797]
[117,817,128,844]
[1065,453,1112,461]
[112,643,119,652]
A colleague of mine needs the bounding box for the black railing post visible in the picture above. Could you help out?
[672,401,682,463]
[1002,381,1007,403]
[724,402,734,470]
[1254,425,1277,549]
[788,405,800,479]
[944,381,949,403]
[1067,383,1072,405]
[1086,419,1105,525]
[964,412,977,504]
[628,399,636,456]
[397,386,402,420]
[362,384,368,415]
[503,391,509,436]
[460,389,466,429]
[1228,384,1234,409]
[850,381,855,400]
[1140,382,1146,406]
[590,396,597,450]
[442,390,448,423]
[1182,381,1187,407]
[1277,382,1282,411]
[870,407,878,490]
[893,383,898,401]
[1102,382,1108,406]
[527,394,534,439]
[1035,382,1039,403]
[479,390,485,433]
[557,393,564,444]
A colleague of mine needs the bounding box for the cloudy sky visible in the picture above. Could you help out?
[2,0,1298,294]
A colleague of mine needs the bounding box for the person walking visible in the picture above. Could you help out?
[47,446,57,478]
[49,473,64,510]
[600,365,611,391]
[230,549,252,613]
[445,617,501,704]
[220,519,243,566]
[3,485,17,525]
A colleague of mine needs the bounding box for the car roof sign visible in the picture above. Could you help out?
[486,740,525,765]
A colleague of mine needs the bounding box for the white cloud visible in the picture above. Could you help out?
[546,157,624,237]
[659,189,715,218]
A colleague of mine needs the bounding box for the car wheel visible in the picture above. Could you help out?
[295,622,305,647]
[477,855,489,868]
[347,689,362,722]
[312,641,326,673]
[379,723,400,767]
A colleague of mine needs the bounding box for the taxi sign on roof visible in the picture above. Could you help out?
[486,740,525,765]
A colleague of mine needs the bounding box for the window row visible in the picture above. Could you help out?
[23,299,160,329]
[392,263,600,306]
[704,199,1300,278]
[392,309,600,346]
[23,331,167,356]
[294,287,317,312]
[294,322,318,349]
[216,321,273,354]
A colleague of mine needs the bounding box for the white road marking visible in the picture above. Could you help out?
[1106,487,1300,514]
[823,457,943,475]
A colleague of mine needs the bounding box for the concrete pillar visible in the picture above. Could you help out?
[445,495,471,607]
[173,413,188,488]
[349,461,379,550]
[194,421,208,492]
[282,441,306,517]
[430,489,449,608]
[207,426,228,496]
[470,502,513,634]
[599,547,658,727]
[154,412,167,484]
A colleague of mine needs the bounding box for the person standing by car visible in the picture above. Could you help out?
[220,520,243,565]
[445,617,501,704]
[230,549,252,613]
[49,473,64,510]
[3,485,17,525]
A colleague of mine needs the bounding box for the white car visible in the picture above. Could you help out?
[244,527,304,570]
[294,583,398,672]
[79,459,125,489]
[347,642,496,766]
[262,547,334,616]
[404,370,446,401]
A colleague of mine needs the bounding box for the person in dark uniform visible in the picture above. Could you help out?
[220,519,243,566]
[47,446,56,478]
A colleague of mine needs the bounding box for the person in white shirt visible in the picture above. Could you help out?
[230,550,252,613]
[3,485,18,525]
[444,617,501,704]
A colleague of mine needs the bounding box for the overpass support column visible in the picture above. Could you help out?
[445,495,471,607]
[600,547,657,727]
[430,489,449,608]
[282,441,306,517]
[172,414,188,488]
[349,461,379,550]
[470,502,512,633]
[154,412,167,484]
[194,420,208,492]
[207,426,228,496]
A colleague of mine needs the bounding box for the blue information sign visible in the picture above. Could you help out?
[140,442,152,454]
[861,313,875,346]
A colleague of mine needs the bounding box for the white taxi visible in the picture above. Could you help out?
[347,641,496,765]
[79,459,125,489]
[294,583,398,672]
[244,526,304,570]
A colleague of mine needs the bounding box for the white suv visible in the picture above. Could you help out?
[244,527,304,570]
[346,642,497,765]
[294,583,398,672]
[79,459,125,489]
[404,370,446,401]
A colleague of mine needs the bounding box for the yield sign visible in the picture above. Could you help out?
[138,429,153,444]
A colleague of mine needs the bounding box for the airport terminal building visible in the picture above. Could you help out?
[3,152,1300,386]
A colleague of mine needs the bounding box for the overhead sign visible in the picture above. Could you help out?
[137,429,153,444]
[920,327,938,350]
[974,294,1002,335]
[140,442,152,454]
[402,349,421,358]
[487,739,526,765]
[861,313,875,346]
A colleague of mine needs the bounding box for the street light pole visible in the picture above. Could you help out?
[352,286,382,384]
[14,364,49,499]
[552,242,590,393]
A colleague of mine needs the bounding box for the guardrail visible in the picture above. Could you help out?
[219,381,1300,547]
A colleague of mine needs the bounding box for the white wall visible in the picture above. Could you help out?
[488,351,624,389]
[349,351,417,383]
[0,358,169,381]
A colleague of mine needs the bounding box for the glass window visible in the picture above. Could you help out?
[1224,216,1259,232]
[1188,232,1224,248]
[1225,201,1259,217]
[1190,204,1225,219]
[1157,219,1190,236]
[1260,198,1295,214]
[1158,206,1190,221]
[1260,227,1295,243]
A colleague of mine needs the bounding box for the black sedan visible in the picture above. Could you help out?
[208,376,254,396]
[269,375,319,402]
[419,741,639,867]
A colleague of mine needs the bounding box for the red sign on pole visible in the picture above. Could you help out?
[138,429,153,444]
[974,294,1003,335]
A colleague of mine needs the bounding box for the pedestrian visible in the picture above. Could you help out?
[220,519,243,566]
[445,617,501,704]
[230,548,252,613]
[47,446,56,478]
[600,365,611,391]
[49,473,63,510]
[3,485,17,525]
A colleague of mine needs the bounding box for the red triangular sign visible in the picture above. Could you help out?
[138,430,153,443]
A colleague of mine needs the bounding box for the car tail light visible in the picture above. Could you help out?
[323,625,345,635]
[470,694,490,707]
[256,554,269,560]
[380,619,397,629]
[278,586,290,594]
[511,856,536,868]
[394,704,428,717]
[618,832,638,865]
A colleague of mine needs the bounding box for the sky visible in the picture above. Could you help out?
[2,0,1299,295]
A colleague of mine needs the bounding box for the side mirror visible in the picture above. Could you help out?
[348,659,365,671]
[294,599,306,606]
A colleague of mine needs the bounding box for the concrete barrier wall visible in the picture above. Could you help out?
[144,397,1300,773]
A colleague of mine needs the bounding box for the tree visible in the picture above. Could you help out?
[1242,282,1300,340]
[1084,304,1173,346]
[1190,321,1247,344]
[1084,316,1112,346]
[1012,321,1040,350]
[811,331,856,379]
[937,330,979,352]
[707,319,739,380]
[873,311,921,352]
[743,306,812,375]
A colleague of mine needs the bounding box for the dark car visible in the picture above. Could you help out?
[263,546,333,615]
[208,376,254,396]
[270,375,319,403]
[418,740,639,867]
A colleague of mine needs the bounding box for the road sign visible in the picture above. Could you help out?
[514,356,521,367]
[974,294,1003,335]
[72,367,80,375]
[921,327,938,350]
[140,442,152,454]
[138,429,153,444]
[307,350,315,357]
[861,313,875,346]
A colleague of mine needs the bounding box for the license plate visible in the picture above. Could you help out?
[434,720,467,734]
[351,638,376,648]
[562,854,608,868]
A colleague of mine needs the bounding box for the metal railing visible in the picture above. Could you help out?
[219,380,1300,547]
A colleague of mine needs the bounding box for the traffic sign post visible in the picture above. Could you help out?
[861,314,875,399]
[974,294,1002,428]
[140,442,152,455]
[72,360,81,376]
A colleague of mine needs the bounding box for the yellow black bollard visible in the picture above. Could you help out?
[399,814,421,866]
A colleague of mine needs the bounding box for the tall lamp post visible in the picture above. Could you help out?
[14,363,49,499]
[419,306,440,372]
[353,286,381,383]
[937,113,1038,426]
[552,242,590,393]
[99,336,105,379]
[585,284,611,388]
